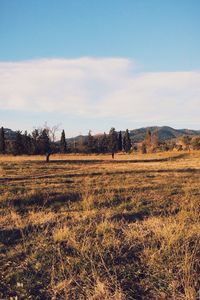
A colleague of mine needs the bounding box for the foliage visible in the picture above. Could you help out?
[108,127,118,153]
[60,130,67,153]
[123,129,131,152]
[1,124,200,156]
[13,131,24,155]
[38,129,51,154]
[141,142,147,154]
[191,136,200,150]
[118,131,123,152]
[0,126,5,154]
[144,130,159,153]
[97,133,108,153]
[87,130,95,153]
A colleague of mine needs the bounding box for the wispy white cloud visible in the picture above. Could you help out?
[0,57,199,126]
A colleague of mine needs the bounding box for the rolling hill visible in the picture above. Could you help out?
[67,126,200,143]
[2,126,200,143]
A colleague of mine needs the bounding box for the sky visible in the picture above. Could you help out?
[0,0,200,137]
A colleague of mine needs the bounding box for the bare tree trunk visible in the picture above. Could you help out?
[46,152,51,162]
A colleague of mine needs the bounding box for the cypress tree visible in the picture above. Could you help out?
[31,129,40,154]
[60,130,67,153]
[123,129,132,152]
[23,131,33,154]
[108,127,118,154]
[99,133,108,153]
[14,131,24,155]
[87,130,95,153]
[151,130,159,152]
[118,131,123,151]
[145,129,152,151]
[0,127,6,154]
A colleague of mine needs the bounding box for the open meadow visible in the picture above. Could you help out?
[0,151,200,300]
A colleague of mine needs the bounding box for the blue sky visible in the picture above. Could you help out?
[0,0,200,136]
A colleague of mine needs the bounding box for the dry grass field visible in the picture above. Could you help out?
[0,151,199,300]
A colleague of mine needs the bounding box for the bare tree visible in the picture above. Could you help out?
[35,122,61,162]
[43,122,61,143]
[151,130,159,152]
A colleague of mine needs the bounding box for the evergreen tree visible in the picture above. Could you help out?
[0,127,6,154]
[123,129,132,152]
[151,130,159,152]
[108,127,118,153]
[77,135,86,153]
[31,129,40,154]
[60,130,67,153]
[13,131,24,155]
[87,130,95,153]
[118,131,123,151]
[145,129,152,152]
[23,131,33,154]
[102,132,108,153]
[98,133,108,153]
[95,136,100,153]
[38,129,50,154]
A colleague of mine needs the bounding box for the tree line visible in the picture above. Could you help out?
[0,127,51,155]
[1,126,200,157]
[0,126,132,156]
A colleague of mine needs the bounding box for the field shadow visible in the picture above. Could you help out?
[2,191,81,211]
[6,152,187,166]
[0,167,199,184]
[111,210,150,223]
[47,153,188,164]
[0,227,22,246]
[0,224,41,246]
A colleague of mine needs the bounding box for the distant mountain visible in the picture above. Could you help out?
[4,128,16,140]
[66,126,200,144]
[66,134,87,143]
[129,126,200,142]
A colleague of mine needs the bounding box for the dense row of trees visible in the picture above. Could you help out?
[0,126,132,156]
[73,128,132,154]
[0,125,200,157]
[0,127,52,155]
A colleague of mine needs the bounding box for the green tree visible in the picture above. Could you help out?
[123,129,132,152]
[108,127,118,154]
[118,131,123,151]
[98,133,108,153]
[31,129,40,154]
[23,131,33,154]
[0,127,6,154]
[87,130,95,153]
[60,130,67,153]
[13,131,24,155]
[38,129,50,155]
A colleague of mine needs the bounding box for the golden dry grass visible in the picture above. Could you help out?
[0,151,199,299]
